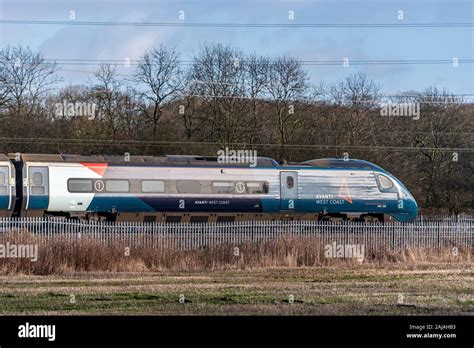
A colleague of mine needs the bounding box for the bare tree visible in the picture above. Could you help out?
[0,46,60,121]
[133,45,184,139]
[407,88,467,210]
[93,63,122,142]
[244,54,270,143]
[178,95,204,141]
[266,55,309,154]
[187,43,248,145]
[0,69,8,112]
[328,73,380,148]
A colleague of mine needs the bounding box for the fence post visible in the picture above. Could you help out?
[437,221,441,249]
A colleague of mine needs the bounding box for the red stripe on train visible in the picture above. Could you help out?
[80,163,108,177]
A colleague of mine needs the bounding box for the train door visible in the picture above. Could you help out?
[280,171,298,211]
[26,166,49,211]
[0,165,14,216]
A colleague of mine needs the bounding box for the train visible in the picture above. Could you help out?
[0,153,418,223]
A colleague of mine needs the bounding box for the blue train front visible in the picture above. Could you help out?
[11,154,418,223]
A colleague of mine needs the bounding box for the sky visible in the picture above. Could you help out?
[0,0,473,96]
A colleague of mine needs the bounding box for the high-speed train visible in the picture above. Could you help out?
[0,154,418,222]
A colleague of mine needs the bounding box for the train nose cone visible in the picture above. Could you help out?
[403,198,418,222]
[392,198,418,222]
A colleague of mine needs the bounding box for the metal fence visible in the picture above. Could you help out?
[415,215,474,223]
[0,217,472,251]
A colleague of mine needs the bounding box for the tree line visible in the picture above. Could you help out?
[0,44,472,214]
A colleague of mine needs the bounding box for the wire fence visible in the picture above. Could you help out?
[0,217,472,251]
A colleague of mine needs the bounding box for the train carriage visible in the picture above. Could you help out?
[11,154,418,223]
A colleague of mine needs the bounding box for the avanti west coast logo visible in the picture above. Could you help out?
[18,322,56,341]
[217,147,257,168]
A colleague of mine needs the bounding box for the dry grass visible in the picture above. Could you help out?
[0,266,472,315]
[0,232,471,275]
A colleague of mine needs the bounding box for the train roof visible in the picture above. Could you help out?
[6,154,384,171]
[299,158,379,170]
[8,153,279,167]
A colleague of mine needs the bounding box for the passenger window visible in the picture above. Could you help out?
[177,180,201,194]
[106,180,130,192]
[286,176,294,189]
[211,182,234,194]
[32,172,43,186]
[68,179,93,193]
[247,182,268,194]
[0,172,5,186]
[378,174,394,190]
[141,180,165,193]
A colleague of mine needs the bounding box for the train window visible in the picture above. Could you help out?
[177,180,201,194]
[0,169,8,195]
[211,181,234,194]
[106,180,130,192]
[141,180,165,193]
[68,179,93,192]
[286,176,294,189]
[377,174,394,190]
[32,172,43,186]
[247,182,269,194]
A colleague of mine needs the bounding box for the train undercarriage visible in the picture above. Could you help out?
[32,211,388,223]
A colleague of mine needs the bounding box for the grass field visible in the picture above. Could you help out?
[0,264,472,315]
